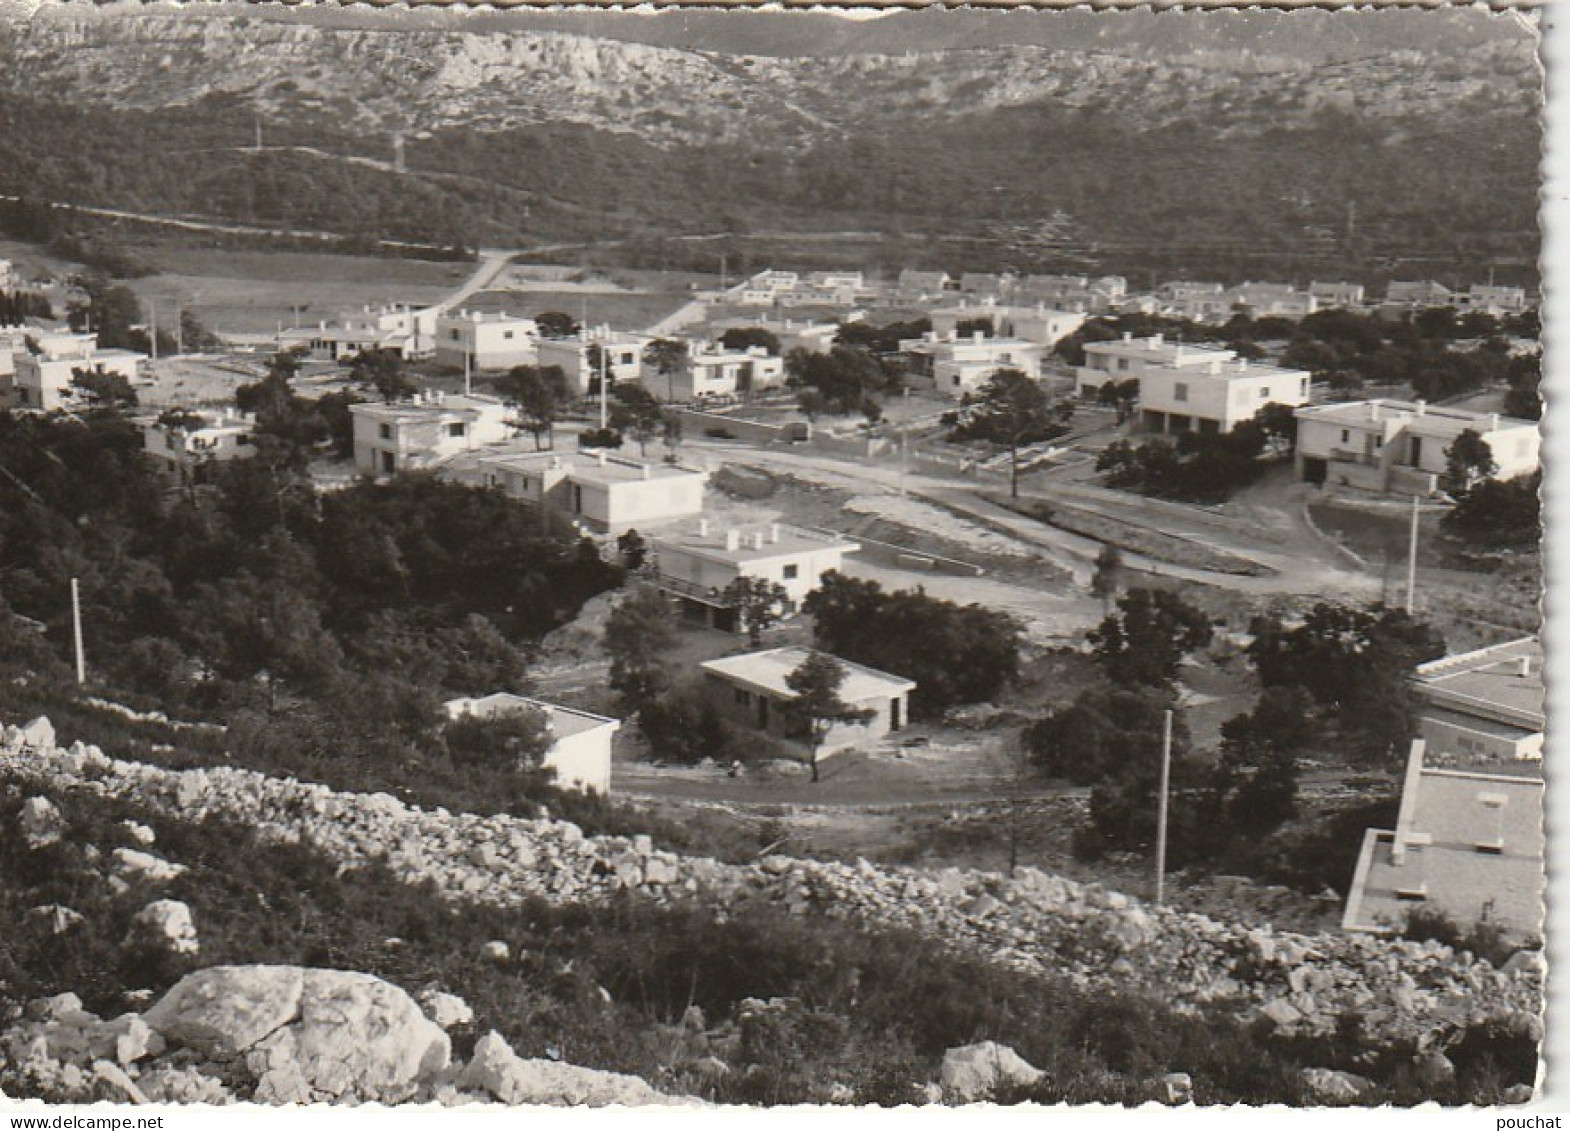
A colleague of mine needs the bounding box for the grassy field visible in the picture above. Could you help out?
[120,246,472,336]
[462,287,691,333]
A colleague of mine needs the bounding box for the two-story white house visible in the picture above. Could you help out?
[278,303,440,363]
[901,331,1045,398]
[653,344,785,402]
[434,310,539,372]
[452,445,709,534]
[1293,399,1540,495]
[650,520,859,632]
[536,328,650,395]
[8,331,147,411]
[1073,333,1236,397]
[350,392,516,476]
[1140,357,1311,435]
[1458,285,1531,316]
[140,408,256,477]
[444,692,619,794]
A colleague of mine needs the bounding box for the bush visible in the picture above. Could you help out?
[638,684,735,765]
[1401,906,1519,968]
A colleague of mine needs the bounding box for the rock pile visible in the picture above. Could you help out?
[0,965,689,1106]
[0,718,1544,1057]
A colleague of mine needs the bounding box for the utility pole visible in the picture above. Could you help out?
[1405,493,1420,615]
[463,350,471,398]
[598,341,609,432]
[148,302,159,361]
[174,302,184,355]
[70,577,85,687]
[1155,708,1173,906]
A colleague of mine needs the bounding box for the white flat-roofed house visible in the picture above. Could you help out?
[536,328,650,395]
[655,344,785,402]
[9,331,147,411]
[733,269,800,306]
[896,269,953,299]
[443,692,619,794]
[1140,357,1311,436]
[650,520,859,632]
[708,316,838,357]
[929,299,1085,351]
[454,446,709,534]
[1458,285,1530,316]
[141,408,256,476]
[900,331,1045,398]
[278,303,439,363]
[350,392,516,477]
[1309,281,1367,309]
[1221,282,1319,321]
[434,310,539,372]
[1411,637,1544,766]
[1342,739,1543,943]
[701,646,915,755]
[1293,399,1540,495]
[1343,636,1544,943]
[1073,333,1236,397]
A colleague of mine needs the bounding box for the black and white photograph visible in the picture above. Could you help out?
[0,0,1550,1115]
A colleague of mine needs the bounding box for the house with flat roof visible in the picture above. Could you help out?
[1411,637,1544,767]
[896,269,953,298]
[1343,635,1544,942]
[141,408,256,476]
[278,303,439,363]
[1220,282,1318,322]
[1342,738,1543,943]
[701,646,915,755]
[929,299,1085,351]
[650,520,858,631]
[1294,399,1540,495]
[1073,333,1237,397]
[1458,285,1531,316]
[350,392,516,476]
[653,344,785,402]
[900,330,1045,398]
[536,328,650,395]
[451,445,709,534]
[434,310,539,372]
[8,331,147,411]
[444,692,619,794]
[1309,281,1367,308]
[1139,357,1310,435]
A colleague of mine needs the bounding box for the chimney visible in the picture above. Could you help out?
[768,523,780,543]
[597,450,608,467]
[724,529,741,552]
[1489,413,1500,431]
[1152,333,1164,347]
[972,331,984,343]
[697,517,710,537]
[1414,399,1427,417]
[1122,331,1133,342]
[750,532,765,550]
[1517,655,1533,677]
[640,464,651,480]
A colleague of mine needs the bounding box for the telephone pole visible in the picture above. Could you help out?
[1405,493,1420,615]
[70,578,85,687]
[598,341,609,432]
[1155,708,1173,905]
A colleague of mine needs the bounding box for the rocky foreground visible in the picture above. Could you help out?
[0,716,1545,1104]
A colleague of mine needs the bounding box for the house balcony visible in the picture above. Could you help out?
[1329,447,1378,467]
[654,572,735,609]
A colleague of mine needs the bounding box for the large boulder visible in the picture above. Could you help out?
[1300,1067,1372,1105]
[459,1030,686,1107]
[940,1041,1045,1102]
[144,966,451,1103]
[128,900,199,956]
[19,796,65,849]
[18,715,55,749]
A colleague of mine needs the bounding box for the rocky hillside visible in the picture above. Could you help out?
[0,7,1539,146]
[0,6,1540,277]
[0,717,1543,1078]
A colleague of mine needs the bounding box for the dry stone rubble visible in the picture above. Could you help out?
[0,718,1543,1058]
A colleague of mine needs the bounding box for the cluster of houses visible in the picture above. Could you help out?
[1343,635,1544,943]
[732,267,1533,324]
